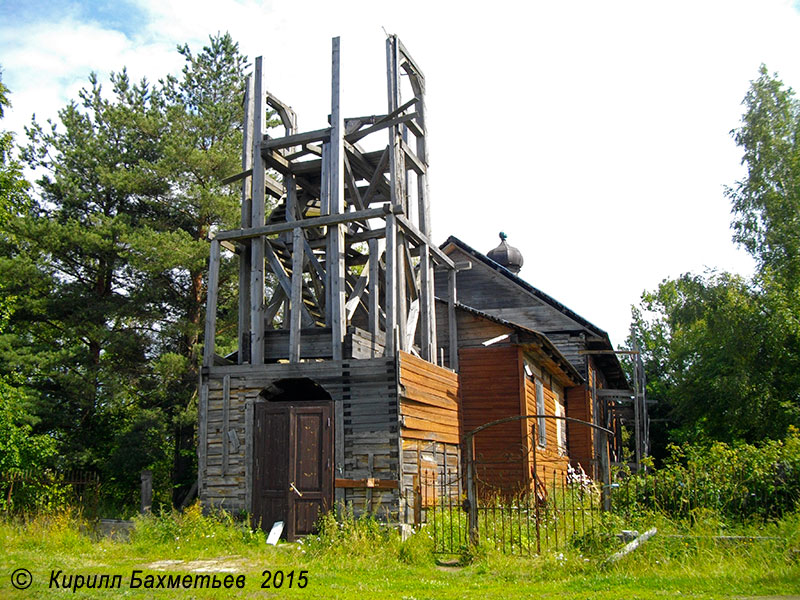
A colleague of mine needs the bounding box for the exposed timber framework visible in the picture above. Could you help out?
[205,35,456,369]
[199,36,460,539]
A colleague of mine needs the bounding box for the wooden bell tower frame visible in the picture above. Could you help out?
[203,35,457,369]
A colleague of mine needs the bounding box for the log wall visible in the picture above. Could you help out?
[522,375,569,482]
[397,351,460,524]
[199,358,400,519]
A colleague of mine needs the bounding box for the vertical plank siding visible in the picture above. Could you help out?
[459,345,525,493]
[566,384,593,475]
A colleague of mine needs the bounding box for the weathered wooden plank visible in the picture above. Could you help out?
[261,127,330,151]
[367,238,380,339]
[198,383,209,498]
[361,145,390,206]
[395,214,454,268]
[215,205,394,242]
[448,268,458,371]
[202,239,221,369]
[400,429,459,445]
[222,375,231,474]
[399,351,458,381]
[399,400,458,421]
[335,478,398,489]
[250,57,266,366]
[329,36,346,365]
[238,74,254,365]
[244,398,254,514]
[385,213,397,356]
[289,227,304,363]
[400,385,459,410]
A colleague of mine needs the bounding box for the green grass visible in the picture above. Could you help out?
[1,505,799,599]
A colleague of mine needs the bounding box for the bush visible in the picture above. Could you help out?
[301,504,398,559]
[611,429,800,521]
[130,502,265,553]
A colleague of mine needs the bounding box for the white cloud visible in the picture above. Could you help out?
[4,0,800,343]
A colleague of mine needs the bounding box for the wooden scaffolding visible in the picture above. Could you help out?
[203,35,457,371]
[198,36,463,532]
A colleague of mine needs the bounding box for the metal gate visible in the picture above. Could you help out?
[424,414,613,555]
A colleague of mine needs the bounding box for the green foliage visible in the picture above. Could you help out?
[631,271,800,444]
[0,34,252,512]
[0,69,30,229]
[728,65,800,291]
[130,502,265,553]
[612,431,800,521]
[629,65,800,452]
[1,506,800,598]
[302,505,400,559]
[0,379,62,512]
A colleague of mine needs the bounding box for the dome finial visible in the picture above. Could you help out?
[487,231,523,274]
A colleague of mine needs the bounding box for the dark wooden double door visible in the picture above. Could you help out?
[252,401,333,541]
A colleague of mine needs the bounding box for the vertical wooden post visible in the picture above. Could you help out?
[397,234,407,350]
[367,238,379,343]
[222,375,231,474]
[531,420,541,554]
[465,433,478,546]
[140,470,153,514]
[198,382,208,504]
[289,226,304,363]
[447,268,458,371]
[250,57,266,366]
[329,37,345,361]
[238,75,254,364]
[203,239,221,369]
[244,398,254,514]
[408,60,435,361]
[385,213,397,356]
[633,338,642,472]
[320,143,332,327]
[600,430,611,511]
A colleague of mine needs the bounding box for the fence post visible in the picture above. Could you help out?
[141,470,153,514]
[599,431,611,511]
[465,433,478,546]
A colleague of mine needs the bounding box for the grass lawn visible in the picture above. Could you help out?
[1,507,799,599]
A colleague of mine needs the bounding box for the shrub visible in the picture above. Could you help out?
[611,429,800,521]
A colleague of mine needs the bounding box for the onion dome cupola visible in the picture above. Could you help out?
[487,231,524,274]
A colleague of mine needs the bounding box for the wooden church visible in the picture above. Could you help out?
[198,36,646,540]
[198,36,464,540]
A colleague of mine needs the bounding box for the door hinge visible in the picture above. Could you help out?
[327,416,331,428]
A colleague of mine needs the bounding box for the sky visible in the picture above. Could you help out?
[2,0,799,347]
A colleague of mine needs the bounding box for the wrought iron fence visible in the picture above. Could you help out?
[422,464,603,555]
[1,469,101,515]
[609,466,800,521]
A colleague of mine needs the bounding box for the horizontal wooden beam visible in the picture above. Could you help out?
[220,168,252,186]
[220,169,284,199]
[214,204,400,242]
[262,127,331,151]
[579,350,640,355]
[597,389,634,397]
[334,478,398,489]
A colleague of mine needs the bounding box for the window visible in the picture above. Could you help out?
[555,399,566,455]
[536,380,546,447]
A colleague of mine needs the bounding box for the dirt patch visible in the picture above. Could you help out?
[145,556,249,573]
[435,559,464,572]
